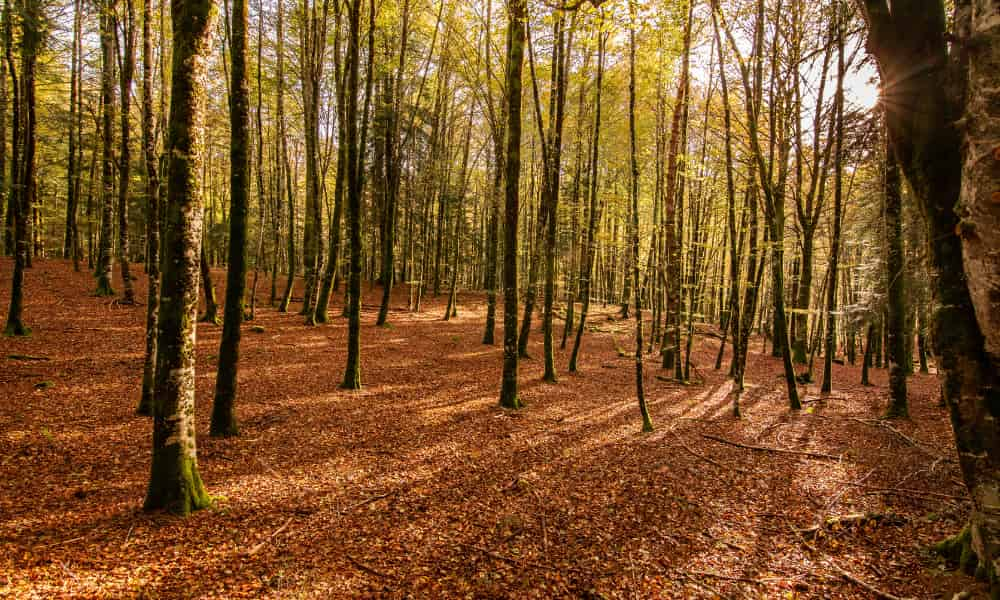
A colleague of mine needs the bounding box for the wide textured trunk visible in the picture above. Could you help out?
[862,0,1000,589]
[144,0,215,515]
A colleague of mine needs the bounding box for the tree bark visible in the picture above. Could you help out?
[143,0,216,515]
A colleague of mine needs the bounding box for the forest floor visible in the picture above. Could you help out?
[0,258,981,599]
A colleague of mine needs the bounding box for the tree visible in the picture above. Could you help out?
[211,0,251,437]
[3,0,38,337]
[143,0,216,515]
[859,0,1000,587]
[341,0,363,390]
[884,134,907,417]
[139,0,162,415]
[568,20,605,374]
[499,0,526,410]
[63,0,82,268]
[117,0,137,304]
[628,0,652,433]
[820,3,845,394]
[95,0,117,297]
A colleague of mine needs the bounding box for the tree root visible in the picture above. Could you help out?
[933,525,1000,598]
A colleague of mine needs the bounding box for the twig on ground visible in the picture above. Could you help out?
[340,492,392,514]
[247,517,294,556]
[58,560,79,581]
[459,543,597,576]
[345,553,391,579]
[828,479,965,501]
[684,569,767,585]
[827,559,914,600]
[676,438,749,475]
[850,417,952,461]
[701,433,841,461]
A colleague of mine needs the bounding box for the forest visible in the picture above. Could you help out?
[1,0,998,595]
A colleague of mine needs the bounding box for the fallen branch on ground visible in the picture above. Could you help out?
[676,438,750,474]
[340,492,393,514]
[345,553,391,579]
[459,543,599,576]
[247,517,293,556]
[684,569,768,584]
[827,559,914,600]
[794,512,905,539]
[8,354,49,361]
[700,433,842,461]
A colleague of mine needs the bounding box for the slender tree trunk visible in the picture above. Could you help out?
[568,26,605,374]
[821,9,845,394]
[628,1,652,432]
[884,134,908,416]
[3,0,27,336]
[138,0,162,415]
[499,0,525,409]
[341,0,363,390]
[211,0,250,437]
[118,0,137,304]
[95,0,117,297]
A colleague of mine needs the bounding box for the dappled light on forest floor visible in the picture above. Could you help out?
[0,259,981,598]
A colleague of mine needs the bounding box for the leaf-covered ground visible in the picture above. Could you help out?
[0,258,980,598]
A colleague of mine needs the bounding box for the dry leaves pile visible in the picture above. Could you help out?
[0,258,979,598]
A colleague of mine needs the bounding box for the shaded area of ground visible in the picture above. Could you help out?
[0,258,978,598]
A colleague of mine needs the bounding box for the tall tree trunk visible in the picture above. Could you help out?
[861,0,1000,586]
[568,25,605,374]
[276,0,296,313]
[341,0,363,390]
[821,7,845,394]
[211,0,250,437]
[628,0,653,433]
[143,0,215,515]
[3,0,27,336]
[118,0,137,304]
[64,0,81,264]
[95,0,117,297]
[499,0,525,409]
[884,134,908,416]
[138,0,162,415]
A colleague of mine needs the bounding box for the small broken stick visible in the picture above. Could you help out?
[345,553,391,579]
[246,517,293,556]
[827,559,914,600]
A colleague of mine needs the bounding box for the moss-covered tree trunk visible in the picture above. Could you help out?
[138,0,161,415]
[63,0,80,264]
[117,0,137,305]
[211,0,250,437]
[276,0,296,313]
[341,0,363,390]
[95,0,117,297]
[499,0,525,410]
[884,136,908,417]
[3,0,29,337]
[143,0,215,516]
[861,0,1000,589]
